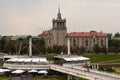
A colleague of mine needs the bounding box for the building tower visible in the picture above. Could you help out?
[52,7,67,46]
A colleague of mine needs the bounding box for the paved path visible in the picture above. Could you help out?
[50,64,120,80]
[3,63,120,80]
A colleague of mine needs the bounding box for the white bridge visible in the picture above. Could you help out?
[3,38,120,80]
[3,63,120,80]
[51,64,120,80]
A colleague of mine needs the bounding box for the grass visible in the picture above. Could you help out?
[0,76,88,80]
[34,76,88,80]
[34,76,66,80]
[0,76,9,80]
[0,59,3,66]
[0,76,66,80]
[83,54,120,63]
[0,76,62,80]
[79,77,88,80]
[113,67,120,74]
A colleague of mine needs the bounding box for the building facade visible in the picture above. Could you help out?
[38,9,108,52]
[66,31,108,52]
[38,8,67,47]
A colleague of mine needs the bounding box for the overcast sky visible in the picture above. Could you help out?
[0,0,120,36]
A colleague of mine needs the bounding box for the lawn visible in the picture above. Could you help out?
[0,59,3,66]
[79,77,88,80]
[34,76,66,80]
[83,54,120,63]
[34,76,88,80]
[0,76,66,80]
[0,76,88,80]
[0,76,9,80]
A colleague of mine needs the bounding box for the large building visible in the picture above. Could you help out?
[66,31,108,52]
[38,9,108,52]
[38,8,67,47]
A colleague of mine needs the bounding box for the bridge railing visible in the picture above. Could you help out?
[73,66,120,78]
[3,63,120,80]
[62,64,120,79]
[3,63,50,69]
[50,64,103,80]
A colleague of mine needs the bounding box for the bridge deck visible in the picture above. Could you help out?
[3,63,120,80]
[50,64,120,80]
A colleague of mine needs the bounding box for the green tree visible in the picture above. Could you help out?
[0,38,6,51]
[46,47,53,53]
[39,46,46,54]
[79,46,86,54]
[33,38,45,46]
[107,33,112,40]
[108,39,120,53]
[100,46,107,54]
[3,40,16,54]
[52,45,63,54]
[114,32,120,38]
[93,44,100,54]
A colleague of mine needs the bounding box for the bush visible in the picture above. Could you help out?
[98,67,115,72]
[4,71,11,77]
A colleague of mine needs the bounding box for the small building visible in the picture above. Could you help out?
[54,55,90,67]
[3,56,49,70]
[113,37,120,40]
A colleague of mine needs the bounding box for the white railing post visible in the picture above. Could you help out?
[68,38,71,55]
[29,38,32,57]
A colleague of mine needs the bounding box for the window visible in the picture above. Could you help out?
[73,39,77,46]
[85,40,88,46]
[101,39,104,46]
[93,38,95,42]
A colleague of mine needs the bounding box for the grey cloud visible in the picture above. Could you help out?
[0,0,120,36]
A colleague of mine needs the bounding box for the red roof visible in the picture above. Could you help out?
[41,30,52,35]
[67,31,107,37]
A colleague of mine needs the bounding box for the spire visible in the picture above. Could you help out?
[57,6,61,19]
[58,5,60,13]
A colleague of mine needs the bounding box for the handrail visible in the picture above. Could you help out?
[3,63,120,80]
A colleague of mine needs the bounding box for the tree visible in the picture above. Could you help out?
[79,46,86,54]
[46,47,53,53]
[3,40,16,54]
[71,46,78,54]
[114,32,120,38]
[108,39,120,53]
[33,38,45,46]
[39,46,46,54]
[0,38,6,51]
[100,46,107,54]
[52,45,63,54]
[93,44,100,54]
[107,33,113,40]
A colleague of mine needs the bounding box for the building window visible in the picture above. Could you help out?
[85,40,88,46]
[60,22,62,26]
[73,39,77,46]
[93,38,95,42]
[101,39,104,46]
